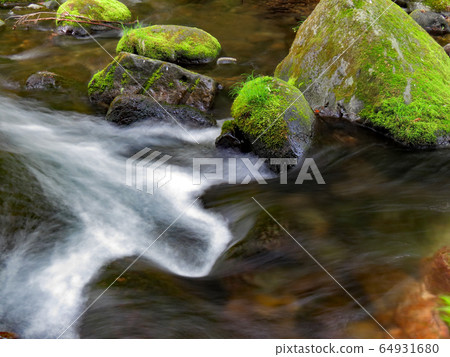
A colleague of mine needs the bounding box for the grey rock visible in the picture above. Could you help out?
[410,10,450,35]
[444,44,450,57]
[25,71,66,90]
[407,2,432,13]
[88,52,218,113]
[106,94,216,127]
[217,57,237,65]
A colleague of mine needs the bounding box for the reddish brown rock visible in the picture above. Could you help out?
[423,246,450,295]
[0,331,18,339]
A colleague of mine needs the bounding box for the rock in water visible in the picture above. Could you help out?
[25,71,66,90]
[106,94,216,127]
[88,52,217,112]
[0,20,5,29]
[445,44,450,57]
[410,9,450,35]
[217,76,315,160]
[56,0,131,36]
[275,0,450,148]
[116,25,221,65]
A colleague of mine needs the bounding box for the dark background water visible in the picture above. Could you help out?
[0,0,449,338]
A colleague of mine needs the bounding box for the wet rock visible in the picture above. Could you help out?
[88,52,218,112]
[407,1,432,12]
[217,57,237,65]
[217,76,315,160]
[25,71,66,91]
[117,25,221,65]
[275,0,450,148]
[215,120,249,151]
[56,0,132,36]
[423,246,450,294]
[393,282,449,338]
[0,331,18,339]
[43,0,59,10]
[106,94,216,127]
[27,3,43,9]
[410,10,450,35]
[444,43,450,56]
[0,0,34,8]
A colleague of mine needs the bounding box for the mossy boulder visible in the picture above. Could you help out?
[88,52,217,112]
[422,0,450,12]
[275,0,450,148]
[116,25,221,65]
[216,76,315,159]
[56,0,131,36]
[106,94,216,127]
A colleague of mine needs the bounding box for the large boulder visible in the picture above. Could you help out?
[56,0,131,36]
[106,94,216,127]
[88,52,218,112]
[116,25,221,65]
[216,76,315,159]
[275,0,450,148]
[410,9,450,35]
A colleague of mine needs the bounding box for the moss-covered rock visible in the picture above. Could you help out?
[56,0,131,36]
[106,94,216,127]
[217,76,315,159]
[422,0,450,12]
[88,52,217,112]
[275,0,450,148]
[116,25,221,65]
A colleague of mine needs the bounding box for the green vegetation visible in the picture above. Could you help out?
[275,0,450,147]
[423,0,449,11]
[230,76,312,150]
[116,25,221,64]
[439,295,450,326]
[56,0,132,29]
[88,62,117,96]
[143,65,163,91]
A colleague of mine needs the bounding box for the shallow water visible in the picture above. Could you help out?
[0,0,449,339]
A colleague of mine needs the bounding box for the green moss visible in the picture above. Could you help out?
[423,0,449,11]
[220,119,238,135]
[143,65,163,91]
[116,25,221,64]
[439,295,450,327]
[88,63,117,95]
[231,76,308,150]
[56,0,131,30]
[275,0,450,147]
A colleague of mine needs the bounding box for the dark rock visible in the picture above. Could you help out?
[410,10,450,35]
[215,120,249,151]
[444,43,450,56]
[106,94,216,127]
[25,71,66,91]
[88,52,218,112]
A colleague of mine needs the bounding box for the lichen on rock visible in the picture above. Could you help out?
[116,25,221,65]
[275,0,450,148]
[56,0,132,35]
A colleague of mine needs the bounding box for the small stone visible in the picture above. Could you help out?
[25,71,65,90]
[217,57,237,65]
[27,4,43,9]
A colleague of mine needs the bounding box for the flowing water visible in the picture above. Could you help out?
[0,0,449,339]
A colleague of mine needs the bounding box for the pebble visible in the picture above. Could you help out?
[217,57,237,65]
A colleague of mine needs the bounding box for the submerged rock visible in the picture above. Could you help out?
[88,52,218,112]
[410,9,450,35]
[56,0,131,36]
[0,331,18,339]
[217,76,315,160]
[25,71,67,91]
[116,25,221,65]
[106,94,216,127]
[275,0,450,148]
